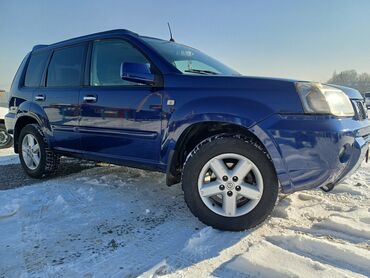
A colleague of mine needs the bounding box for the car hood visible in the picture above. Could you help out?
[166,74,299,91]
[328,84,363,100]
[165,74,305,114]
[167,74,364,100]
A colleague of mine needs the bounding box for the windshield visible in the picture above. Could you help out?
[143,37,240,76]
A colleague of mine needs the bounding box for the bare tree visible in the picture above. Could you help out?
[327,70,370,93]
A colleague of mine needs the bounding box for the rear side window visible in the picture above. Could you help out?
[24,51,49,87]
[90,40,151,86]
[47,44,85,87]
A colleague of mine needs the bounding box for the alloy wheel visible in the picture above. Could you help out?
[197,153,264,217]
[22,134,41,170]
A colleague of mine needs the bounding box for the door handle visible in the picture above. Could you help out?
[83,95,97,102]
[35,95,45,101]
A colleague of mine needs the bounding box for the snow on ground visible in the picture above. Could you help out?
[0,147,369,277]
[0,148,19,166]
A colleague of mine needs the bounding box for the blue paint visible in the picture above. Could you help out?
[5,30,370,193]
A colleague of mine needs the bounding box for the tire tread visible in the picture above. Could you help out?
[19,124,60,178]
[181,134,278,231]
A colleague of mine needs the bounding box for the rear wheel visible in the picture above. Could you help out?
[19,124,60,178]
[182,136,278,231]
[0,123,13,149]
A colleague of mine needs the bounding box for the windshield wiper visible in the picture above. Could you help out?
[184,69,219,75]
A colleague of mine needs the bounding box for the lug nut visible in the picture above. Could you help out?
[222,176,228,181]
[235,185,241,191]
[219,184,225,191]
[232,176,238,182]
[227,191,233,197]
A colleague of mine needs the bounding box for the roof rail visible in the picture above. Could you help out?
[94,29,138,36]
[32,44,48,51]
[31,29,138,51]
[50,29,138,47]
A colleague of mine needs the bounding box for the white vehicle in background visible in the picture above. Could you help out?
[365,92,370,109]
[0,90,13,149]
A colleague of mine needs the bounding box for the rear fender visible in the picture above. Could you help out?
[14,101,52,144]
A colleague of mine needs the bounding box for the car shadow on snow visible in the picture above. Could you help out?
[153,228,248,277]
[64,166,248,277]
[0,156,98,190]
[0,164,249,277]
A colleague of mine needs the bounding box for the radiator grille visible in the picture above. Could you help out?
[352,100,368,120]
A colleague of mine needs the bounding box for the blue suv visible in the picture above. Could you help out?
[5,29,370,231]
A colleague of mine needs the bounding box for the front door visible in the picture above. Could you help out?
[79,39,162,165]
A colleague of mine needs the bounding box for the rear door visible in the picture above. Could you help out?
[35,43,87,151]
[79,39,163,165]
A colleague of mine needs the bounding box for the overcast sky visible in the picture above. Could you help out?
[1,0,370,91]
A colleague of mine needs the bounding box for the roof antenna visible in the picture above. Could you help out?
[167,22,175,42]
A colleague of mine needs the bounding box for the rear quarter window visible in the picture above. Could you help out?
[24,51,50,87]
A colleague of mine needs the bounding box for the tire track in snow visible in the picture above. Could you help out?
[222,240,366,278]
[21,196,50,275]
[312,215,370,243]
[266,234,370,277]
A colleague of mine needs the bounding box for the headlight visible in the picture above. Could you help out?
[295,82,354,117]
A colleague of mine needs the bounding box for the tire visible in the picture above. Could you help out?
[19,124,60,178]
[0,123,13,149]
[182,135,278,231]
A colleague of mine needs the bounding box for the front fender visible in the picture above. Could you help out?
[169,96,275,132]
[161,96,276,164]
[171,96,274,126]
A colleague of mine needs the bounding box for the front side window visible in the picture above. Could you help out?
[24,50,50,87]
[46,44,85,87]
[90,40,151,86]
[143,37,240,76]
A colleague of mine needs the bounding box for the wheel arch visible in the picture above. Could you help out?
[13,115,40,153]
[12,100,52,153]
[165,121,281,186]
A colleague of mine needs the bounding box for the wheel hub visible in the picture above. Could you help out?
[225,181,235,190]
[198,153,264,217]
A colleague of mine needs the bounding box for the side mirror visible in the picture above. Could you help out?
[120,62,155,85]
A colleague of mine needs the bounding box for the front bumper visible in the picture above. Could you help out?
[335,134,369,184]
[253,114,370,193]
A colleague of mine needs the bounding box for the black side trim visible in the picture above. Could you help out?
[52,125,158,138]
[78,126,158,138]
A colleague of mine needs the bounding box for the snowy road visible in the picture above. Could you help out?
[0,147,369,277]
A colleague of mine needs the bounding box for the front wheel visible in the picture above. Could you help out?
[182,136,278,231]
[19,124,60,178]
